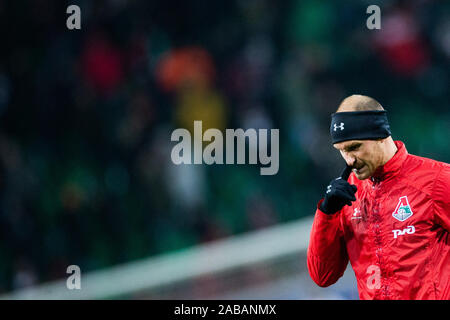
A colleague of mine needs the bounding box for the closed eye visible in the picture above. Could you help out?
[346,143,361,152]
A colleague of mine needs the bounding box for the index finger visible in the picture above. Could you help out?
[340,165,352,181]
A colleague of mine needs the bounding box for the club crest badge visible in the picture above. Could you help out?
[392,196,413,222]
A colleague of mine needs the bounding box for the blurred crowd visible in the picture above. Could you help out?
[0,0,449,293]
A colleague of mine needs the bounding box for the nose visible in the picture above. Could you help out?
[342,151,356,168]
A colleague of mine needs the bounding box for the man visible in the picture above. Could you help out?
[307,94,450,300]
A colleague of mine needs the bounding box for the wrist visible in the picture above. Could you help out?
[317,199,341,219]
[318,198,340,215]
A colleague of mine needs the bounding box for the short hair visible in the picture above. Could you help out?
[337,94,384,112]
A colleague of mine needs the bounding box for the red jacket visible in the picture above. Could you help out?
[307,141,450,299]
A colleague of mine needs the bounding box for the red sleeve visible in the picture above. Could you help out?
[307,199,349,287]
[433,164,450,232]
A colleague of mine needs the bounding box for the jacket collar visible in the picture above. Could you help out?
[371,140,408,182]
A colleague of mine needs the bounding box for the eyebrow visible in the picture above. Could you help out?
[343,143,362,151]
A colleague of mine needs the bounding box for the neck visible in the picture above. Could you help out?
[381,137,398,166]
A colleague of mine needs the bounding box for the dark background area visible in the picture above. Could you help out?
[0,0,448,293]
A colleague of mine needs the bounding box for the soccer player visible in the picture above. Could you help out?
[307,94,450,299]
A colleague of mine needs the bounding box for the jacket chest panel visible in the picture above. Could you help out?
[345,183,432,242]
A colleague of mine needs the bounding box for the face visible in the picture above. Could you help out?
[333,139,385,180]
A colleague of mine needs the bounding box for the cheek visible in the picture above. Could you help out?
[358,152,375,169]
[355,151,368,164]
[364,150,382,170]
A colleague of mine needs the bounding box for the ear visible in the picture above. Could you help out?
[377,137,386,145]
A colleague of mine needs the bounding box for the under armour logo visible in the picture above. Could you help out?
[352,208,362,220]
[326,185,332,193]
[333,122,345,131]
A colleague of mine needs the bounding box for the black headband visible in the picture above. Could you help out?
[330,110,391,144]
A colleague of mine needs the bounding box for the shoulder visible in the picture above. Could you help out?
[404,154,450,199]
[404,153,448,170]
[434,161,450,201]
[403,153,449,177]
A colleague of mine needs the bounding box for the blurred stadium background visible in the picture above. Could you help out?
[0,0,448,299]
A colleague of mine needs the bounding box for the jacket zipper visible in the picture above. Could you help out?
[370,177,392,299]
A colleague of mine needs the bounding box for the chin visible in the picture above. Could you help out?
[355,172,370,180]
